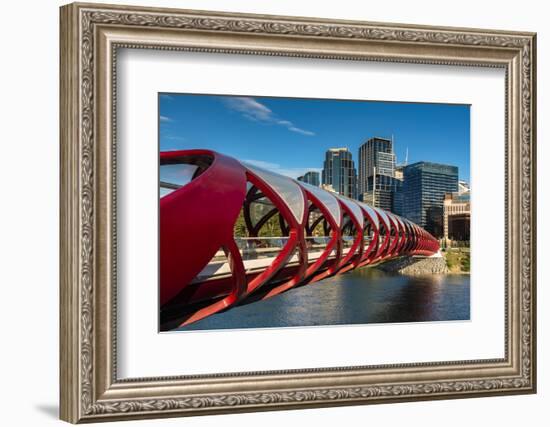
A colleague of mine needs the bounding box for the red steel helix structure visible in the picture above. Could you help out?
[160,149,440,329]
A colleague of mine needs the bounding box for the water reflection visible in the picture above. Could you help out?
[176,268,470,331]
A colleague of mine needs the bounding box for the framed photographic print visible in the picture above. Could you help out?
[60,2,537,423]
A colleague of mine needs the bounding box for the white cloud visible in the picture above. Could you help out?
[288,126,315,136]
[160,115,173,122]
[224,97,273,121]
[222,97,316,137]
[243,159,322,180]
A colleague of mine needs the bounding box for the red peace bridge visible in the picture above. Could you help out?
[160,149,440,330]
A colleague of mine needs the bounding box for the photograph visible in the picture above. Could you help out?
[159,94,471,332]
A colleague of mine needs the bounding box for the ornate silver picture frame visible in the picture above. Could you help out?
[60,2,536,423]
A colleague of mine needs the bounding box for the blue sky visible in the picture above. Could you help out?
[159,93,470,182]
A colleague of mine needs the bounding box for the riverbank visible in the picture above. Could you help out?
[376,255,449,275]
[442,248,470,274]
[376,249,470,276]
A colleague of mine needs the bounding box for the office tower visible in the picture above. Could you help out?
[401,162,459,237]
[297,171,320,187]
[321,148,357,199]
[362,175,403,212]
[358,137,396,195]
[358,137,400,211]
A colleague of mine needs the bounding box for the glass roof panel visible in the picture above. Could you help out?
[241,162,305,224]
[159,163,198,198]
[374,207,390,231]
[296,181,341,227]
[393,216,402,232]
[358,202,379,230]
[160,187,173,198]
[336,196,364,229]
[386,213,398,233]
[396,216,405,231]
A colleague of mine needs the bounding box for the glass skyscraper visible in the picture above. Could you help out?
[362,174,403,212]
[358,137,399,211]
[297,171,320,187]
[321,148,357,199]
[401,162,459,237]
[358,137,396,195]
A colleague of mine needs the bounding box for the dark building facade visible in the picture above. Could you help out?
[362,175,403,212]
[358,137,399,210]
[392,183,404,215]
[297,171,320,187]
[401,162,458,237]
[322,148,357,199]
[358,137,396,196]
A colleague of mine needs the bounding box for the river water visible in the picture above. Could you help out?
[176,268,470,332]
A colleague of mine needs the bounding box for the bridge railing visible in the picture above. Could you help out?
[228,236,333,262]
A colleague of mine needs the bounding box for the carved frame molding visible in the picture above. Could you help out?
[60,2,536,423]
